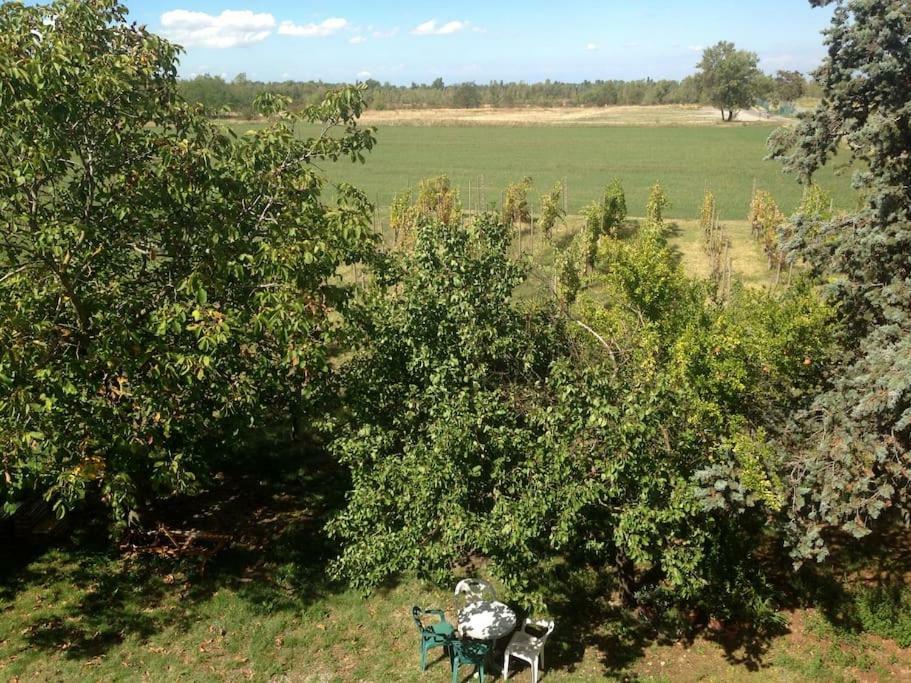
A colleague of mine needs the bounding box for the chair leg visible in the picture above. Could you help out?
[532,658,538,683]
[502,652,509,680]
[479,660,485,683]
[451,660,458,683]
[540,651,544,671]
[420,641,426,671]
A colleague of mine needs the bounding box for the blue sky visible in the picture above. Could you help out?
[123,1,835,84]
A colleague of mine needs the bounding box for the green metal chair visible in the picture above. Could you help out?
[411,606,454,672]
[449,637,490,683]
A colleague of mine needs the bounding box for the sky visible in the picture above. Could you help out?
[121,1,836,84]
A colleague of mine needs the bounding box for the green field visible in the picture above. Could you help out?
[228,122,857,220]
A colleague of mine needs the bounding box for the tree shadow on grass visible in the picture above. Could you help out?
[616,218,642,242]
[702,622,790,673]
[3,439,353,662]
[787,518,911,638]
[18,551,177,659]
[660,221,687,268]
[528,561,655,680]
[524,554,800,680]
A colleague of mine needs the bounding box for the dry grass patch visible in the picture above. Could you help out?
[358,105,793,128]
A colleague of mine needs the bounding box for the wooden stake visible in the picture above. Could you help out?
[468,178,472,217]
[530,208,535,256]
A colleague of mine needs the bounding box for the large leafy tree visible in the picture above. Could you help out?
[773,70,807,105]
[768,0,911,561]
[697,41,765,121]
[0,0,375,522]
[326,215,560,590]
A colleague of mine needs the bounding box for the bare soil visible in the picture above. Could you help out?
[357,104,792,127]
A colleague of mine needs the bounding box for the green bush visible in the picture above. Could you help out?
[854,582,911,648]
[328,189,837,616]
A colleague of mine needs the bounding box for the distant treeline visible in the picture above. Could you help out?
[178,73,819,117]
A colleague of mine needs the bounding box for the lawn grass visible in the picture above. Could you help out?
[225,121,857,220]
[665,218,776,288]
[3,450,910,682]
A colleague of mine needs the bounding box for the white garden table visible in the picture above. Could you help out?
[457,600,517,641]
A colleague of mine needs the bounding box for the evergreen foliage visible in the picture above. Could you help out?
[768,0,911,562]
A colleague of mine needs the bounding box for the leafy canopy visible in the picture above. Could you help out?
[327,197,835,618]
[0,0,376,522]
[326,214,557,591]
[696,41,765,121]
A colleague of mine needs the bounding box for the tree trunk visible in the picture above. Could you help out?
[615,549,637,607]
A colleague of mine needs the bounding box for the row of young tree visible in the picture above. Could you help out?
[178,59,811,118]
[1,0,908,627]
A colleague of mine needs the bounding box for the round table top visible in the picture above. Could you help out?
[457,600,517,640]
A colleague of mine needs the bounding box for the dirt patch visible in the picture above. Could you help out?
[357,105,792,127]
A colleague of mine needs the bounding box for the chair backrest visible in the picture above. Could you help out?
[454,578,497,602]
[522,617,555,644]
[452,637,490,662]
[411,606,429,633]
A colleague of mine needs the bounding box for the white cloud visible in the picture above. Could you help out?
[411,19,469,36]
[357,70,372,79]
[349,35,366,44]
[160,9,275,49]
[586,43,597,51]
[372,27,399,39]
[278,17,348,38]
[687,44,704,53]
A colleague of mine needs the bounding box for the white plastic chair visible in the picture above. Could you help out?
[454,578,497,603]
[502,617,554,683]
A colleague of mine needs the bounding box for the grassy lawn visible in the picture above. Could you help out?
[3,449,910,682]
[665,218,776,288]
[225,121,856,220]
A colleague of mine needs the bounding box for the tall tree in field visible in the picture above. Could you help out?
[452,82,482,108]
[0,0,375,523]
[774,70,807,104]
[769,0,911,562]
[697,41,764,121]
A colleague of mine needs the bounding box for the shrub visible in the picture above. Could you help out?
[501,176,533,227]
[644,182,670,236]
[748,189,786,268]
[327,191,836,616]
[601,178,628,238]
[854,582,911,648]
[538,183,565,239]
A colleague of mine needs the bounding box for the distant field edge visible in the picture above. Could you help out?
[216,104,798,128]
